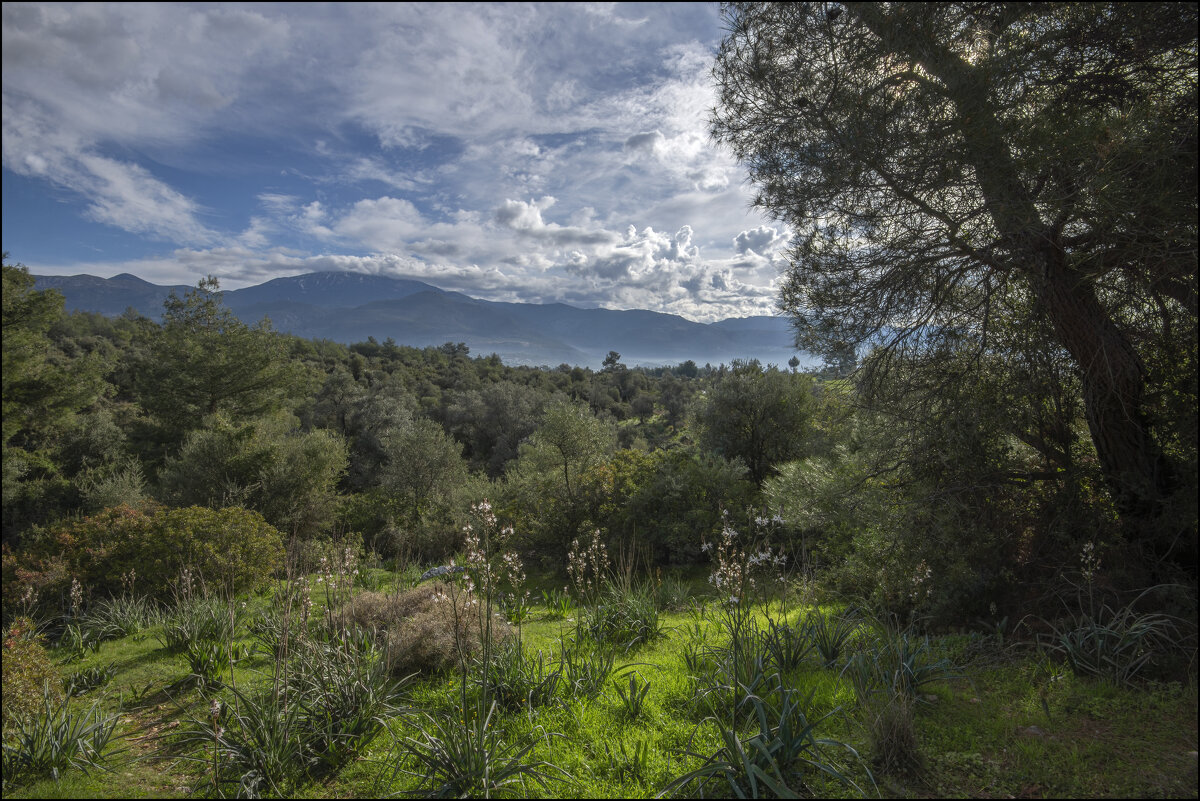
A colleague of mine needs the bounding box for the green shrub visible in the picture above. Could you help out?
[153,506,285,595]
[8,504,285,606]
[2,617,61,732]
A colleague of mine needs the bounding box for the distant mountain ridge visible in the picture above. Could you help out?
[32,271,808,369]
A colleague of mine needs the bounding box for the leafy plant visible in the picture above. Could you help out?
[181,688,308,798]
[288,631,402,776]
[80,593,159,641]
[844,627,958,704]
[59,621,102,662]
[392,701,567,798]
[578,584,664,652]
[185,637,246,689]
[667,676,870,798]
[603,738,652,785]
[762,616,814,673]
[539,587,574,620]
[653,574,694,611]
[613,671,652,720]
[843,621,958,777]
[63,664,118,697]
[157,595,240,654]
[502,593,533,626]
[1,686,121,785]
[807,606,861,668]
[1039,588,1181,686]
[478,641,563,712]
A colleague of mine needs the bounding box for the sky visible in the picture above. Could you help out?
[2,2,792,322]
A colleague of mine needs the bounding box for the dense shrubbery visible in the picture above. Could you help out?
[2,617,60,732]
[6,504,285,607]
[1,261,1194,631]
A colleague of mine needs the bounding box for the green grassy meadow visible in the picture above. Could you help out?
[4,568,1196,799]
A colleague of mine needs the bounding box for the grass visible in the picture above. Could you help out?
[3,568,1196,799]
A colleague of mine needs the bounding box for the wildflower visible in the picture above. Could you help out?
[1080,541,1101,582]
[69,577,83,613]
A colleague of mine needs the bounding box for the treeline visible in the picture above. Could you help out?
[3,259,1195,625]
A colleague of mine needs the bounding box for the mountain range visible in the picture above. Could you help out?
[32,271,809,369]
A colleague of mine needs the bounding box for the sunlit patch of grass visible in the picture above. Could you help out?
[11,568,1195,799]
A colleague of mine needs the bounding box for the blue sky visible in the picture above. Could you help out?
[2,2,790,321]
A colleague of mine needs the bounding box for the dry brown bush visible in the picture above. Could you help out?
[346,586,511,678]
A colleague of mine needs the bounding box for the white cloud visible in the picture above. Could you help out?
[734,225,789,256]
[5,3,789,323]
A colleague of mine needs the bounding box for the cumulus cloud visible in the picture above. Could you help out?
[495,196,556,230]
[734,225,789,256]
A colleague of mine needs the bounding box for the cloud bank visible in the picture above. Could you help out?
[3,2,790,322]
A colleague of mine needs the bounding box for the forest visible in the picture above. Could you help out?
[3,3,1197,799]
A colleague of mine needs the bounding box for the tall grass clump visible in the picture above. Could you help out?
[577,583,665,652]
[1,686,121,786]
[77,569,158,640]
[156,569,245,688]
[391,702,565,799]
[807,606,862,668]
[478,639,563,712]
[670,512,875,797]
[1038,555,1186,686]
[843,616,958,776]
[667,673,871,798]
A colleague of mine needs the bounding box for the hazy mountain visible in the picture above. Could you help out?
[33,271,808,369]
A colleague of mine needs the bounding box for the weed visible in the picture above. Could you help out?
[844,621,957,777]
[603,738,652,785]
[653,574,695,612]
[561,636,621,702]
[865,694,923,777]
[181,687,307,798]
[478,639,564,712]
[287,630,403,776]
[79,594,160,642]
[845,626,959,704]
[578,584,665,652]
[539,587,574,620]
[613,671,653,720]
[59,621,102,662]
[762,616,814,673]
